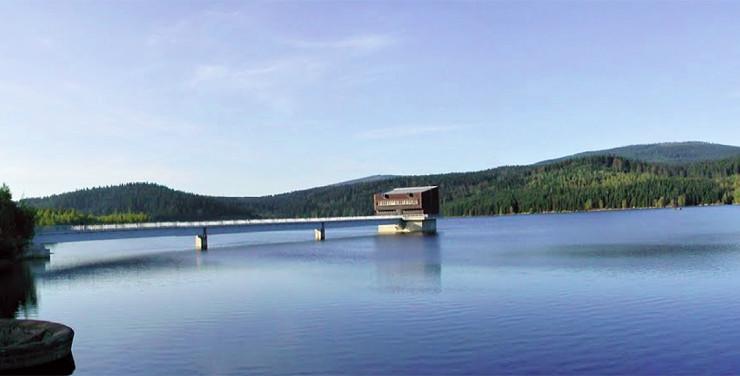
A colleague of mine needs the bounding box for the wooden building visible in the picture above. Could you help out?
[373,186,440,216]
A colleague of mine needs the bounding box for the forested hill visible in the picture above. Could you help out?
[224,155,740,217]
[23,183,257,221]
[21,144,740,223]
[538,141,740,165]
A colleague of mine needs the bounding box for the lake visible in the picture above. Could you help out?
[5,206,740,375]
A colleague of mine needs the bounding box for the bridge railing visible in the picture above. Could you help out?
[36,214,413,234]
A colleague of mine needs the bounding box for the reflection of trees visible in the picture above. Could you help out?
[0,262,74,375]
[0,262,38,319]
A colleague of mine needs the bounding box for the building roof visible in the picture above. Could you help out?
[384,186,438,194]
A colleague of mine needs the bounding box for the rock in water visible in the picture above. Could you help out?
[0,319,74,374]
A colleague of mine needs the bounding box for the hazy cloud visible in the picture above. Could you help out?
[355,125,464,140]
[188,58,324,89]
[287,34,398,54]
[184,33,396,113]
[186,57,327,113]
[146,9,249,46]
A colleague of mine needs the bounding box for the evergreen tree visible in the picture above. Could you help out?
[0,184,36,259]
[19,155,740,222]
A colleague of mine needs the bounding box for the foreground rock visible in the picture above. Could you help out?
[0,320,74,374]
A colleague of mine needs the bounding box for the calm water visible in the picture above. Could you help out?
[6,206,740,375]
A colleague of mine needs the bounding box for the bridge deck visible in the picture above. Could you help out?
[34,215,417,244]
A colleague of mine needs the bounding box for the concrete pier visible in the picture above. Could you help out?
[378,216,436,235]
[314,223,326,241]
[195,227,208,250]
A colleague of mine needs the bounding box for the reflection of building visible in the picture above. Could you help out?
[373,235,441,293]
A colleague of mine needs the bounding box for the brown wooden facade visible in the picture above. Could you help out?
[373,186,440,216]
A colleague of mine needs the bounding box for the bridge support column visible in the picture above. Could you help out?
[378,217,436,235]
[195,227,208,251]
[314,223,325,241]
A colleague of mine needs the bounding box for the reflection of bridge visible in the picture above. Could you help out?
[34,214,437,250]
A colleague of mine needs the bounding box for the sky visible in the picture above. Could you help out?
[2,1,740,198]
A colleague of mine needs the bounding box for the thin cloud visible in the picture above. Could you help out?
[146,9,249,46]
[355,125,463,140]
[286,34,398,54]
[187,59,317,88]
[179,24,399,113]
[185,57,327,113]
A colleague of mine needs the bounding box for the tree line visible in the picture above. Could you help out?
[18,155,740,224]
[24,182,257,222]
[226,155,740,217]
[34,208,150,227]
[0,184,35,259]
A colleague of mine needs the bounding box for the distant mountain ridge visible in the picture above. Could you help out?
[538,141,740,165]
[329,175,398,187]
[21,142,740,222]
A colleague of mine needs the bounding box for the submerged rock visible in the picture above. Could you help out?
[0,320,74,374]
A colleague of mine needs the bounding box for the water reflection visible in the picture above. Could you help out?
[13,208,740,375]
[373,235,442,293]
[39,251,194,282]
[0,262,39,319]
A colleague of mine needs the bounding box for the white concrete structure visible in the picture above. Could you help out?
[377,215,437,235]
[33,214,435,249]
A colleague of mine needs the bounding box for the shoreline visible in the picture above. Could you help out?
[442,202,737,219]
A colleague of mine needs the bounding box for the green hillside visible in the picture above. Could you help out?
[24,182,257,221]
[538,141,740,165]
[20,143,740,224]
[222,155,740,218]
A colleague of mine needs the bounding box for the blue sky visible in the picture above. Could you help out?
[2,1,740,197]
